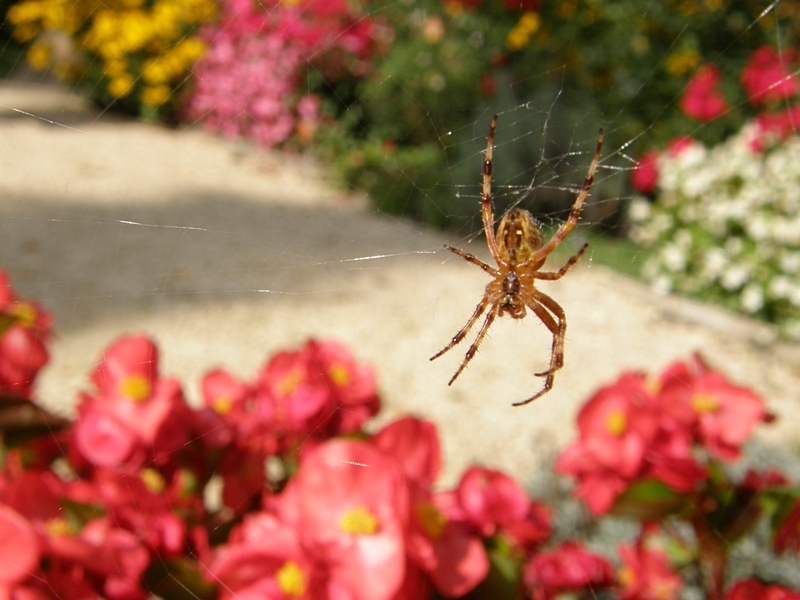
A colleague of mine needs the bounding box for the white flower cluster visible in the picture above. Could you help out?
[628,124,800,339]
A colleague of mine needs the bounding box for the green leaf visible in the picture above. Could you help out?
[610,479,688,520]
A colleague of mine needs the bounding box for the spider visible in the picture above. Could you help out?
[431,115,603,406]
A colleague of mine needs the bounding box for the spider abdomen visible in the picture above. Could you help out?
[495,208,545,268]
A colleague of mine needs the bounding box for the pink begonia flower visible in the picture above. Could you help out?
[523,541,614,600]
[617,539,682,600]
[0,505,39,588]
[73,336,190,468]
[558,368,709,514]
[456,467,529,536]
[751,105,800,151]
[210,513,325,600]
[406,489,488,597]
[724,579,800,600]
[630,150,659,194]
[68,469,187,557]
[0,271,52,399]
[741,46,798,106]
[281,439,407,600]
[666,135,697,156]
[501,501,552,554]
[372,416,441,487]
[192,369,252,448]
[45,518,149,600]
[252,340,378,447]
[680,64,728,122]
[658,356,765,461]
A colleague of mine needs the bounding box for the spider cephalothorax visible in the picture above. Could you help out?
[431,115,603,406]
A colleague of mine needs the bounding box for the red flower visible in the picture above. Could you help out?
[406,490,488,597]
[456,467,529,536]
[725,579,800,600]
[666,135,697,157]
[680,64,728,122]
[501,501,552,554]
[0,504,39,588]
[658,357,765,461]
[252,339,379,447]
[0,271,52,399]
[741,46,798,106]
[556,374,657,515]
[773,499,800,554]
[210,513,323,600]
[373,417,441,487]
[617,539,681,600]
[281,439,407,600]
[751,105,800,151]
[504,0,540,8]
[523,541,614,600]
[73,336,190,468]
[630,150,659,194]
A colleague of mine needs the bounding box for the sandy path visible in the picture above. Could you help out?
[2,81,799,487]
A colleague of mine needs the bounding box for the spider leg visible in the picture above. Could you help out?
[481,115,508,268]
[446,304,499,385]
[443,245,499,276]
[430,296,490,361]
[523,129,603,268]
[532,243,589,281]
[513,291,565,406]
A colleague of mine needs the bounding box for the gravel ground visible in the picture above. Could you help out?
[2,81,800,487]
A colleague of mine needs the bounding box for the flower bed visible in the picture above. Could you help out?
[1,270,800,599]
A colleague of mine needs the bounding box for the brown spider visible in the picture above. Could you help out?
[431,115,603,406]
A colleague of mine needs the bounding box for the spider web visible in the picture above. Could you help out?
[2,0,800,595]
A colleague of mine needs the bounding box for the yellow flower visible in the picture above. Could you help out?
[108,73,135,97]
[142,58,170,84]
[151,2,180,39]
[12,23,39,42]
[505,27,530,52]
[119,11,153,52]
[173,37,206,63]
[664,49,700,77]
[103,59,128,77]
[26,41,51,70]
[141,85,171,106]
[519,11,540,34]
[7,2,44,25]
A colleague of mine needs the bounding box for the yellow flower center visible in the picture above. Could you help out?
[415,501,447,539]
[692,394,719,413]
[339,506,379,535]
[605,409,627,436]
[45,517,73,536]
[212,395,233,415]
[277,369,303,396]
[140,468,165,493]
[119,374,151,402]
[7,302,38,328]
[276,561,306,597]
[328,364,350,387]
[618,565,636,587]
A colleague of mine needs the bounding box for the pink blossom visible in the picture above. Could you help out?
[630,150,659,194]
[523,541,614,600]
[751,105,800,151]
[406,489,488,597]
[724,579,800,600]
[741,46,798,106]
[0,271,52,399]
[281,439,407,600]
[456,467,529,536]
[617,539,682,600]
[0,504,39,588]
[73,336,190,468]
[372,416,441,487]
[680,64,728,122]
